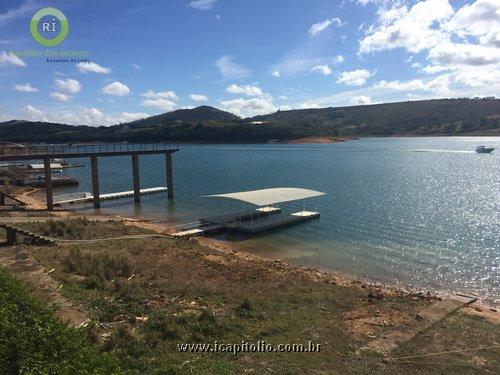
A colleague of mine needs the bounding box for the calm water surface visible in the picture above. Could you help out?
[55,137,499,303]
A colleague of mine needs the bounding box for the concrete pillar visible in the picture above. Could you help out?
[132,154,140,204]
[90,155,100,209]
[43,157,53,211]
[6,228,17,245]
[166,152,174,199]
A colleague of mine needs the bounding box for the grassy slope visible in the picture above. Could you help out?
[4,219,496,374]
[0,267,120,374]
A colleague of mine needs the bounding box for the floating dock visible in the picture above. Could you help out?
[54,187,168,205]
[173,188,324,237]
[207,210,320,233]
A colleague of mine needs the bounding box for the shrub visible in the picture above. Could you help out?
[61,248,133,281]
[235,299,254,318]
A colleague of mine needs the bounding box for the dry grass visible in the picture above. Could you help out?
[6,220,500,374]
[17,218,150,240]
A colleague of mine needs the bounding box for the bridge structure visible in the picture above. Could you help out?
[0,143,179,211]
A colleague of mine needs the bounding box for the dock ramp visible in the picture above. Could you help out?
[54,187,168,205]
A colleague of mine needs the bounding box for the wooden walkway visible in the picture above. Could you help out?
[0,223,56,246]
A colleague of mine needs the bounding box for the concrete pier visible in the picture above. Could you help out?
[132,154,141,204]
[43,157,53,211]
[166,153,174,199]
[0,143,179,210]
[90,155,100,209]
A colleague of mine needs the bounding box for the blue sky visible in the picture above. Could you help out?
[0,0,499,125]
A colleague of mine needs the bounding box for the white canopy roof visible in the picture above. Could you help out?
[203,187,325,206]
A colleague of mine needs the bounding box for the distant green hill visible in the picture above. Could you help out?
[248,98,500,136]
[126,105,239,127]
[0,98,498,143]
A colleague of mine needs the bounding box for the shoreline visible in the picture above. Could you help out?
[3,187,498,316]
[11,189,500,312]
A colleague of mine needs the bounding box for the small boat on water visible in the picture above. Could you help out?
[475,146,495,154]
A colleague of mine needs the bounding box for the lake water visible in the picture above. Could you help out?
[55,137,499,303]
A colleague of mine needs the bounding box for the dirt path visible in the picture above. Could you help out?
[0,245,88,326]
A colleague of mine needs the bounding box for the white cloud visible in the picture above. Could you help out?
[114,112,150,123]
[0,0,36,26]
[374,79,428,91]
[76,62,111,74]
[82,107,103,121]
[141,90,179,100]
[297,102,321,109]
[219,97,277,117]
[309,18,343,36]
[453,66,500,87]
[270,55,344,77]
[272,70,281,78]
[358,0,500,94]
[350,95,372,105]
[445,0,500,47]
[428,43,500,67]
[215,55,250,79]
[14,83,38,93]
[55,78,82,94]
[190,94,208,102]
[332,55,345,64]
[421,65,450,74]
[22,104,150,126]
[189,0,217,10]
[359,0,454,54]
[337,69,373,86]
[141,98,177,111]
[311,65,332,76]
[373,75,451,95]
[24,105,47,121]
[0,108,11,122]
[0,51,26,68]
[132,64,142,70]
[140,90,179,111]
[50,92,71,102]
[101,81,130,96]
[226,83,264,97]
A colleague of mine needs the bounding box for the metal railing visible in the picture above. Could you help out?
[0,143,179,158]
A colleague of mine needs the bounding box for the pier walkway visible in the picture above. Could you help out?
[0,143,179,211]
[54,187,168,205]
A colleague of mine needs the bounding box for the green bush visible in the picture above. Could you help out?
[0,267,121,374]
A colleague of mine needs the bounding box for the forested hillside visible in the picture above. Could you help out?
[1,98,498,143]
